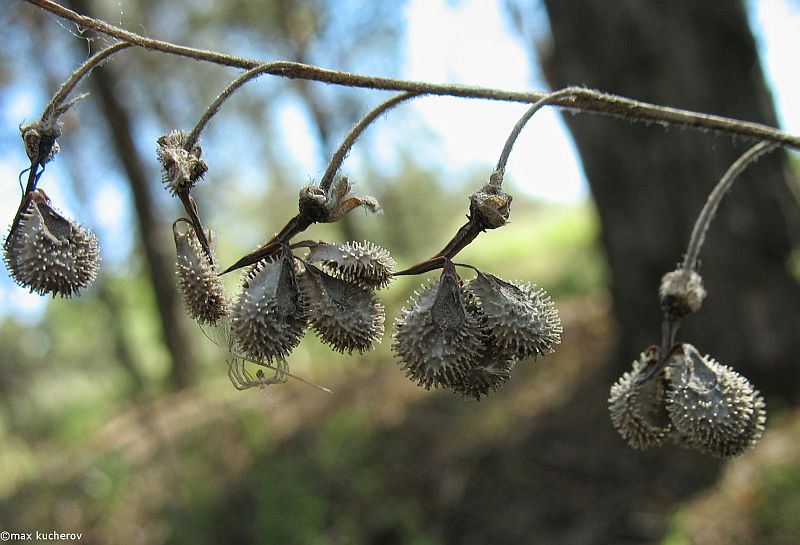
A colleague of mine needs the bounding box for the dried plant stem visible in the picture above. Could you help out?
[319,92,418,191]
[186,63,279,148]
[494,87,582,179]
[23,0,800,150]
[682,140,781,272]
[42,41,132,121]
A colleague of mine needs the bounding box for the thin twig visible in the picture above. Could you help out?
[682,140,781,272]
[186,63,279,148]
[319,92,418,191]
[495,87,585,179]
[42,41,132,121]
[22,0,800,149]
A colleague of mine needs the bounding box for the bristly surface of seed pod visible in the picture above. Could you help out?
[301,264,385,354]
[609,347,673,450]
[173,220,229,325]
[229,252,308,363]
[451,341,516,401]
[659,268,706,320]
[392,262,484,390]
[665,343,766,458]
[306,240,395,289]
[156,130,208,195]
[467,270,562,360]
[4,195,99,298]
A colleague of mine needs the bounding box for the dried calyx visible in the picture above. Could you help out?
[469,173,513,230]
[659,268,706,320]
[3,190,99,298]
[298,176,381,224]
[20,120,61,168]
[609,343,766,458]
[173,219,229,325]
[156,130,208,196]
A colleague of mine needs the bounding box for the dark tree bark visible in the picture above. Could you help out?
[536,0,800,400]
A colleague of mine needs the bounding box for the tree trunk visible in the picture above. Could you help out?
[68,0,198,390]
[538,0,800,401]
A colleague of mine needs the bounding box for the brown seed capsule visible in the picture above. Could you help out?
[173,220,229,325]
[301,264,385,354]
[665,344,766,458]
[229,252,308,363]
[392,262,484,390]
[20,121,61,166]
[608,347,673,450]
[306,240,395,289]
[467,270,562,360]
[659,268,706,320]
[156,130,207,195]
[298,177,381,224]
[469,175,513,230]
[4,194,99,298]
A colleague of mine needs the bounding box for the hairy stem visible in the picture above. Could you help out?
[682,140,781,272]
[319,92,418,191]
[495,87,582,178]
[42,41,132,121]
[23,0,800,149]
[186,63,279,148]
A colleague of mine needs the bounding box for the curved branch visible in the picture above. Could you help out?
[320,92,419,191]
[22,0,800,149]
[682,140,781,272]
[42,41,133,121]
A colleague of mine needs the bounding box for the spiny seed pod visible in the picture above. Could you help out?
[665,344,766,458]
[173,220,229,325]
[392,263,484,390]
[230,253,308,363]
[609,347,673,450]
[301,264,385,354]
[451,341,516,401]
[467,270,562,360]
[4,194,99,298]
[659,268,706,320]
[156,130,207,195]
[306,240,395,289]
[20,120,61,166]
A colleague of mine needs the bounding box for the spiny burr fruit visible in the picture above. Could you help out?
[230,252,308,363]
[173,220,229,325]
[392,261,483,390]
[301,263,385,354]
[4,192,99,298]
[665,343,766,458]
[306,240,395,290]
[609,347,673,450]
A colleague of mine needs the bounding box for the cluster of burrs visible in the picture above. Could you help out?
[392,176,563,400]
[609,268,766,458]
[3,105,100,298]
[159,130,393,389]
[608,141,778,458]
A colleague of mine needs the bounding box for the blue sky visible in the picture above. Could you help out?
[1,0,798,320]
